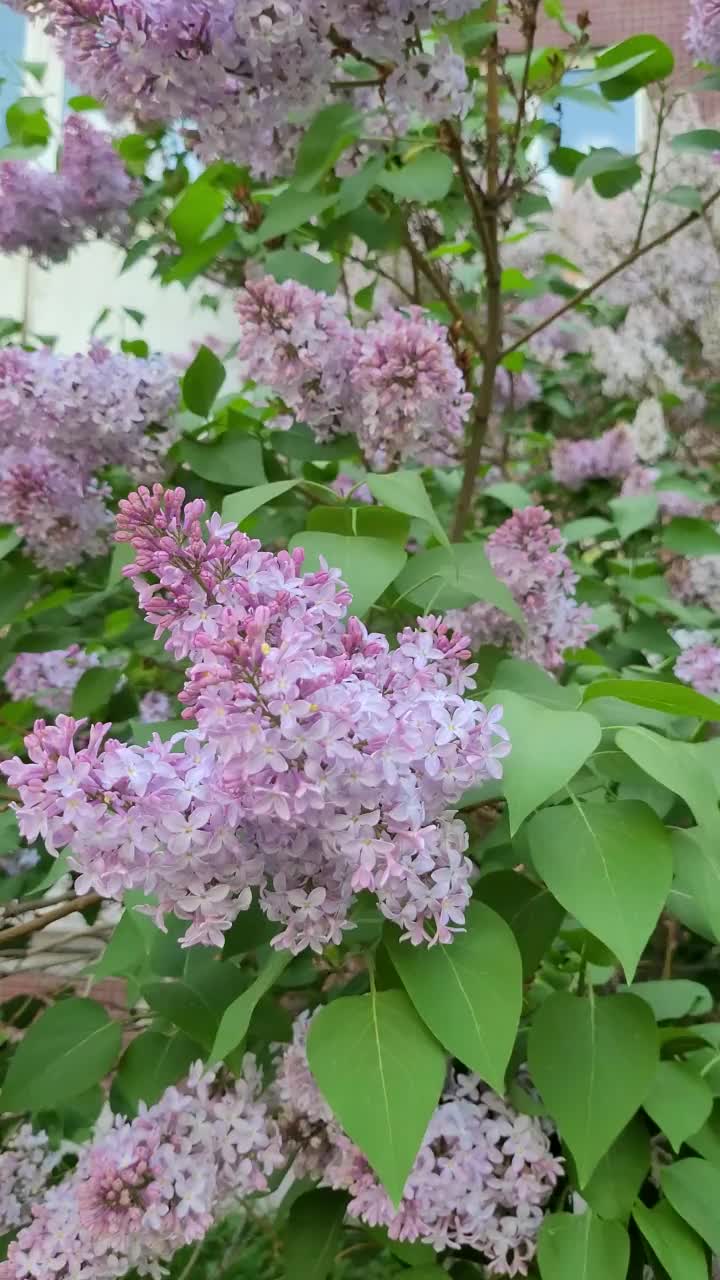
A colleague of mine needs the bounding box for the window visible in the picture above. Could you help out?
[0,4,27,145]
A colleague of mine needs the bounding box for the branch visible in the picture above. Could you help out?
[501,0,541,192]
[0,894,102,946]
[403,236,485,354]
[502,186,720,358]
[452,1,502,542]
[633,92,667,251]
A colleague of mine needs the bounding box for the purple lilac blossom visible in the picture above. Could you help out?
[446,507,596,673]
[235,278,472,468]
[0,1127,62,1236]
[0,1059,283,1280]
[674,629,720,696]
[0,345,178,568]
[687,0,720,63]
[620,466,706,519]
[551,425,637,491]
[4,647,100,715]
[667,554,720,614]
[493,366,539,412]
[6,1,478,177]
[0,116,138,263]
[275,1012,563,1278]
[3,485,509,954]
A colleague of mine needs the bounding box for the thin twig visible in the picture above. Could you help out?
[0,894,102,945]
[501,0,541,192]
[502,186,720,358]
[633,91,667,251]
[404,236,485,354]
[177,1241,203,1280]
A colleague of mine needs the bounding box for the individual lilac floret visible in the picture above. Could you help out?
[0,115,138,263]
[0,1127,62,1235]
[4,647,100,715]
[138,690,173,723]
[0,1059,283,1280]
[620,466,706,519]
[0,345,178,567]
[275,1012,563,1278]
[686,0,720,63]
[674,629,720,696]
[2,485,510,953]
[446,506,596,672]
[551,425,637,490]
[351,307,473,469]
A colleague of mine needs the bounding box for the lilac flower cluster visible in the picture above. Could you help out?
[551,426,637,491]
[2,485,509,952]
[275,1013,563,1278]
[0,116,138,263]
[138,690,174,723]
[620,467,706,519]
[686,0,720,64]
[0,1059,283,1280]
[0,1127,61,1236]
[667,554,720,614]
[9,1,477,178]
[236,278,472,468]
[4,647,99,715]
[0,345,178,568]
[446,507,596,673]
[675,635,720,696]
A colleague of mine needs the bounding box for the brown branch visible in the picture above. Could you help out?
[452,2,502,542]
[502,186,720,359]
[0,894,102,946]
[633,92,667,251]
[501,0,541,193]
[403,236,485,354]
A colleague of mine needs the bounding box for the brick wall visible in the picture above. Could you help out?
[506,2,694,79]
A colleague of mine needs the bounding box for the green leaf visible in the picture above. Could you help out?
[528,991,658,1186]
[582,1117,650,1221]
[573,148,642,193]
[265,248,340,294]
[169,179,225,248]
[596,35,674,100]
[608,494,658,539]
[5,97,50,147]
[617,728,720,833]
[537,1212,629,1280]
[645,1061,713,1152]
[107,541,135,587]
[142,962,246,1052]
[307,988,446,1206]
[672,128,720,154]
[562,517,613,545]
[527,800,672,981]
[256,190,337,243]
[222,479,299,525]
[287,533,406,617]
[182,345,226,417]
[268,424,355,461]
[365,471,449,549]
[584,678,720,722]
[1,998,122,1112]
[669,827,720,941]
[0,528,20,560]
[182,432,266,487]
[658,185,705,214]
[378,152,454,203]
[489,690,601,834]
[385,902,522,1093]
[211,950,290,1062]
[662,1158,720,1253]
[633,1200,708,1280]
[294,103,361,190]
[474,871,566,979]
[116,1030,201,1110]
[71,668,119,718]
[393,544,523,624]
[308,505,410,544]
[620,980,713,1022]
[336,154,386,215]
[483,481,535,510]
[67,94,102,110]
[91,908,153,983]
[492,658,581,710]
[0,567,37,627]
[282,1189,347,1280]
[662,518,720,556]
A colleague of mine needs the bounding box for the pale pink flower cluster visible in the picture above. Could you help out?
[0,1059,283,1280]
[8,1,477,177]
[2,485,509,952]
[0,116,138,263]
[446,507,596,672]
[667,555,720,614]
[620,467,706,519]
[275,1013,563,1278]
[235,278,472,468]
[0,345,178,568]
[687,0,720,63]
[0,1127,61,1236]
[551,426,636,491]
[138,690,174,723]
[674,629,720,696]
[4,647,99,714]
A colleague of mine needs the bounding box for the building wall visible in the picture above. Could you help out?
[517,2,693,76]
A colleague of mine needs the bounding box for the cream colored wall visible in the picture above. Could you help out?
[0,19,238,356]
